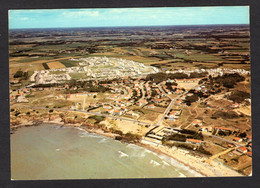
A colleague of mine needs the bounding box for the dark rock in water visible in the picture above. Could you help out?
[33,121,43,126]
[115,136,123,140]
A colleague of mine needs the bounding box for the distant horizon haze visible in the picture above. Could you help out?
[9,23,250,30]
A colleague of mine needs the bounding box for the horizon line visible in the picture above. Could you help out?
[9,23,250,30]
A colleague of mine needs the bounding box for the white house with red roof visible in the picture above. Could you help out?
[152,98,163,103]
[231,103,240,108]
[237,147,248,154]
[233,137,243,142]
[192,119,202,126]
[175,99,182,105]
[148,104,155,108]
[114,110,123,116]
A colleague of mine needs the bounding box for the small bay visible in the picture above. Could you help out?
[11,124,202,180]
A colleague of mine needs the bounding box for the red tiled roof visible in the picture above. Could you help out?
[176,100,182,103]
[193,120,202,124]
[238,147,247,152]
[187,139,202,143]
[233,137,242,141]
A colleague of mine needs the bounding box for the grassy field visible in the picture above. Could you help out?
[58,60,78,67]
[17,57,55,63]
[69,73,89,80]
[47,61,66,69]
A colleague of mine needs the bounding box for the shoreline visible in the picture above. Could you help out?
[11,119,244,178]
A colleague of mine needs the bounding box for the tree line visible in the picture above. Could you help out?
[146,72,208,83]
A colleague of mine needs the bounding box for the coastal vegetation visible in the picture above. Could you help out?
[213,73,245,88]
[228,90,250,102]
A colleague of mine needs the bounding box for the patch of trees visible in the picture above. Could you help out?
[151,44,172,49]
[99,80,113,84]
[116,42,140,47]
[32,83,61,88]
[214,73,245,88]
[42,63,50,70]
[146,72,168,83]
[228,90,250,103]
[166,129,204,141]
[85,47,99,54]
[178,129,196,135]
[212,111,239,119]
[189,72,208,78]
[168,73,189,79]
[123,132,141,143]
[167,133,187,142]
[13,70,24,78]
[15,111,20,117]
[238,132,247,138]
[185,94,199,103]
[146,72,191,83]
[10,40,67,46]
[197,145,212,155]
[166,82,178,90]
[165,82,178,86]
[68,79,78,87]
[87,115,105,124]
[187,131,204,141]
[86,85,109,93]
[109,128,123,136]
[217,130,232,136]
[13,70,29,80]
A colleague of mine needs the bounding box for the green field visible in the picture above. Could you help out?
[60,60,78,67]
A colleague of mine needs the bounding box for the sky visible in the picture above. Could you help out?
[9,6,249,29]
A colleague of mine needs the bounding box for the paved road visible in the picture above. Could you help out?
[138,81,146,101]
[203,133,244,147]
[158,82,171,99]
[157,83,203,126]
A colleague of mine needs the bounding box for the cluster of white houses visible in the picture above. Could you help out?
[30,57,160,85]
[166,68,250,77]
[31,70,71,85]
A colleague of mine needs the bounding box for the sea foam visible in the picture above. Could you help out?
[118,151,129,158]
[150,160,161,167]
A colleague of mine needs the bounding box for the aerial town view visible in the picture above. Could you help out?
[9,7,251,180]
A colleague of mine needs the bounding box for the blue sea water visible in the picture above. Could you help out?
[11,124,202,180]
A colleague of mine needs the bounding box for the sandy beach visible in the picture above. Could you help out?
[138,142,243,177]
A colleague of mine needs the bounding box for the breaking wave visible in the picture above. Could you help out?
[150,160,161,167]
[98,138,108,143]
[118,151,129,158]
